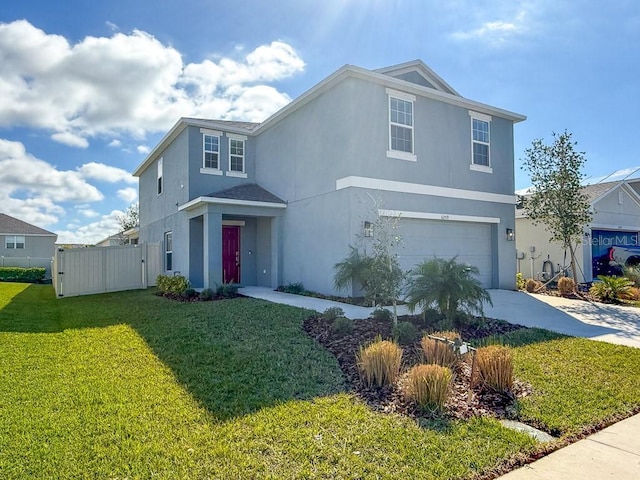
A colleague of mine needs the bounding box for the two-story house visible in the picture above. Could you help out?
[133,60,525,293]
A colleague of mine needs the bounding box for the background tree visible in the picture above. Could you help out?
[115,203,139,245]
[522,131,591,284]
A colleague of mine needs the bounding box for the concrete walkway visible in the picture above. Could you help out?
[239,286,640,479]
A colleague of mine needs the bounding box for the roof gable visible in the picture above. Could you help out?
[0,213,56,236]
[374,60,460,96]
[207,183,285,204]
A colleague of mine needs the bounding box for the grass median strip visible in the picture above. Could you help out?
[1,283,640,478]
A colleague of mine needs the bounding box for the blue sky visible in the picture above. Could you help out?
[1,0,638,243]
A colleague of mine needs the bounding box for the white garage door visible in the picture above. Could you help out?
[396,219,493,288]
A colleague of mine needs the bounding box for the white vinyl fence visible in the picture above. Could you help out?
[53,243,161,298]
[0,256,54,278]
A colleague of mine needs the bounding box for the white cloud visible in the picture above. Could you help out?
[77,162,137,184]
[452,9,527,44]
[108,139,122,147]
[0,20,305,147]
[78,208,99,218]
[0,139,107,228]
[117,187,138,203]
[56,210,124,244]
[137,145,150,154]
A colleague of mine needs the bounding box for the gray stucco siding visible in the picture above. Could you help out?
[187,126,258,199]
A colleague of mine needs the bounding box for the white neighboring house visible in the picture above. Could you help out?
[516,179,640,283]
[95,227,139,247]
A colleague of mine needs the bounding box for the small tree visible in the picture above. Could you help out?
[405,257,492,324]
[522,131,591,285]
[115,203,139,245]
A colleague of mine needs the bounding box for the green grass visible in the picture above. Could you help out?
[1,284,640,478]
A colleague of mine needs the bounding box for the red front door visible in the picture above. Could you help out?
[222,226,241,283]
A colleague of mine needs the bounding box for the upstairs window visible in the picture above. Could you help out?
[228,135,246,176]
[157,157,163,195]
[203,134,220,169]
[5,235,25,249]
[386,88,416,161]
[469,111,492,172]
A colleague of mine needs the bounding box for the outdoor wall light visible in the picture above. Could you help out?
[506,228,515,241]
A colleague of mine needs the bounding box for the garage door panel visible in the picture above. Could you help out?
[396,219,492,287]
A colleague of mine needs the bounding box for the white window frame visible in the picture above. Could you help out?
[157,157,163,195]
[164,231,173,271]
[200,128,223,175]
[469,111,492,173]
[386,88,417,162]
[5,235,25,249]
[227,133,248,178]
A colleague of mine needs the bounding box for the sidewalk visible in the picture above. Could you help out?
[239,286,640,479]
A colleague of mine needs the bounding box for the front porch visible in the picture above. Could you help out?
[178,184,286,289]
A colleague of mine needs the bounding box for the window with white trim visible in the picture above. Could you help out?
[386,88,416,161]
[5,235,25,249]
[164,231,173,271]
[469,112,492,170]
[203,134,220,170]
[229,138,245,173]
[157,157,163,195]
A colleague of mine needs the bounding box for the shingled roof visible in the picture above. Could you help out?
[206,184,285,204]
[0,213,56,236]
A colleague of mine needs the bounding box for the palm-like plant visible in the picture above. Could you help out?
[333,246,373,294]
[590,275,634,302]
[405,257,493,322]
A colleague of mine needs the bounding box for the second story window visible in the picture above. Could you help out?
[386,88,417,161]
[228,136,246,176]
[203,134,220,169]
[469,111,492,173]
[157,157,163,195]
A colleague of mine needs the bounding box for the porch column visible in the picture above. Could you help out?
[203,212,223,289]
[270,216,281,288]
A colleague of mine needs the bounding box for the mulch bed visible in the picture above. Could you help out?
[155,292,244,302]
[303,313,533,421]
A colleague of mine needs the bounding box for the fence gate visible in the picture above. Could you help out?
[53,243,161,298]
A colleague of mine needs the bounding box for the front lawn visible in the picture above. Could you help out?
[1,284,640,478]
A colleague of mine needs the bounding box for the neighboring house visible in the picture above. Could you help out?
[133,60,525,293]
[0,213,58,278]
[95,228,139,247]
[516,179,640,283]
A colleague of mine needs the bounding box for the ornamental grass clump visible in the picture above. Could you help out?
[403,364,452,413]
[421,331,461,369]
[473,345,514,393]
[356,336,403,388]
[557,276,576,295]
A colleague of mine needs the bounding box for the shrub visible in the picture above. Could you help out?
[403,364,452,412]
[321,306,345,321]
[628,286,640,301]
[199,288,214,300]
[217,283,239,298]
[421,331,461,369]
[357,336,403,388]
[181,288,197,299]
[516,272,526,290]
[372,308,393,322]
[589,276,634,302]
[156,274,190,294]
[405,257,493,323]
[557,276,576,295]
[623,266,640,286]
[0,267,46,283]
[332,316,353,336]
[525,278,543,293]
[279,282,305,294]
[472,345,514,393]
[393,321,419,345]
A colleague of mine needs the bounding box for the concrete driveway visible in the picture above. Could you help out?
[483,290,640,349]
[240,287,640,349]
